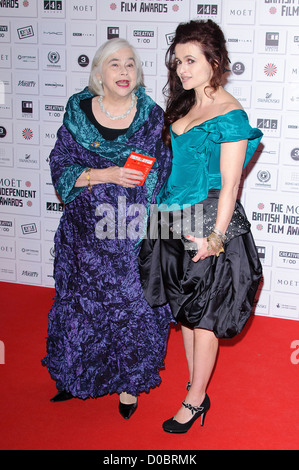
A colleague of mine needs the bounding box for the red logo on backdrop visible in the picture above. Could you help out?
[22,128,33,140]
[264,63,277,77]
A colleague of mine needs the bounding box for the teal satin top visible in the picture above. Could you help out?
[157,109,263,209]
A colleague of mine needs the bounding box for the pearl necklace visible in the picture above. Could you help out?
[98,93,136,120]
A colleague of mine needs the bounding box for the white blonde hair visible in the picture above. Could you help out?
[88,38,144,96]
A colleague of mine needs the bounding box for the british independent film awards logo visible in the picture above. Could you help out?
[109,1,180,13]
[265,0,299,17]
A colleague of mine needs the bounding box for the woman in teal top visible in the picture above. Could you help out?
[158,109,262,208]
[139,20,263,434]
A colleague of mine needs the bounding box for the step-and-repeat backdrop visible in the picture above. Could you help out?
[0,0,298,321]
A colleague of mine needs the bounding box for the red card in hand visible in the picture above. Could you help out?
[124,152,156,186]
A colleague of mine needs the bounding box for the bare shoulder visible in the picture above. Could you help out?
[218,88,244,114]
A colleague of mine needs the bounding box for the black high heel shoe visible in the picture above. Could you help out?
[162,394,210,434]
[50,390,74,402]
[119,400,138,419]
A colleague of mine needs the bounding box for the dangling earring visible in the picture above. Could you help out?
[99,79,102,85]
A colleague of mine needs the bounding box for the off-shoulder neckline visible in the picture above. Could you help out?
[171,109,246,137]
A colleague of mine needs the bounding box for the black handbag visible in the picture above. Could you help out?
[164,196,251,255]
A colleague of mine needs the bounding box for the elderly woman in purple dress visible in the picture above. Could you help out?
[42,38,173,419]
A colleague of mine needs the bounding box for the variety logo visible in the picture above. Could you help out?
[17,80,36,88]
[21,269,39,278]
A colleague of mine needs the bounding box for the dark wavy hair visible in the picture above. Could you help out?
[162,20,230,146]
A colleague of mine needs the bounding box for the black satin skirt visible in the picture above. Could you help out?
[138,191,262,339]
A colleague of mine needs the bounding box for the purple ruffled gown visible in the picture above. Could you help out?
[41,87,173,398]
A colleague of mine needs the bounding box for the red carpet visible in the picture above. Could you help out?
[0,281,299,450]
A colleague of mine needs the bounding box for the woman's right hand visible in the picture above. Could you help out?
[75,166,144,188]
[99,166,144,188]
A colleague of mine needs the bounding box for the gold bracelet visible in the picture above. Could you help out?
[207,231,225,257]
[85,168,92,193]
[213,227,226,242]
